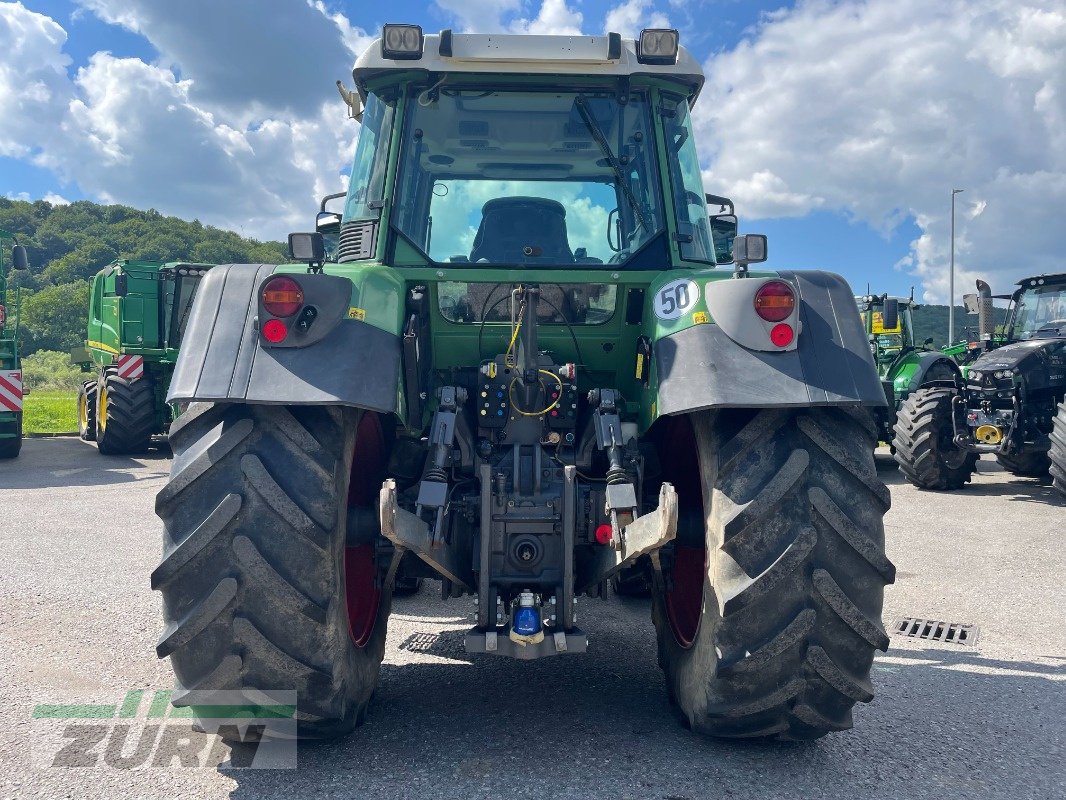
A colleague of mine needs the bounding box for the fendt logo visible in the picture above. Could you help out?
[31,689,297,770]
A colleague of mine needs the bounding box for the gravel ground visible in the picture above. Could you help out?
[1,437,1063,799]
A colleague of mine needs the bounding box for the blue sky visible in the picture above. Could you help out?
[2,0,1064,301]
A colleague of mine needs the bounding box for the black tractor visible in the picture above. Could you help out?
[894,273,1066,494]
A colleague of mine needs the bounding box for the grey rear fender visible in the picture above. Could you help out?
[168,264,401,412]
[653,270,887,415]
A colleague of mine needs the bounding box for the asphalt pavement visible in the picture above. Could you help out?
[1,437,1063,799]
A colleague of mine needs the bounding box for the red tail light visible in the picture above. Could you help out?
[262,319,288,343]
[754,280,795,322]
[594,524,613,546]
[262,276,304,317]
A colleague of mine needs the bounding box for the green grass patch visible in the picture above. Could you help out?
[23,390,79,434]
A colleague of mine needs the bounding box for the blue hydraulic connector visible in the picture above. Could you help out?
[513,591,541,636]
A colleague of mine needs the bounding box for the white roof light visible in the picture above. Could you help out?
[638,29,679,65]
[382,24,423,60]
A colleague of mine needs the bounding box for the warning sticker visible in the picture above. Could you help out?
[692,311,709,325]
[871,311,901,334]
[348,307,366,321]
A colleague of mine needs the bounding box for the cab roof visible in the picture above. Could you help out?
[353,32,705,103]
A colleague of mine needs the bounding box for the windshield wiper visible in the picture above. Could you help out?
[574,97,648,232]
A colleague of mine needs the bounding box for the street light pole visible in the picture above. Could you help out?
[949,188,964,344]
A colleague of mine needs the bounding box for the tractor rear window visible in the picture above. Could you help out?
[392,86,665,268]
[438,282,616,325]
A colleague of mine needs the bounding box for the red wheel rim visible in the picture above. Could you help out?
[345,413,385,648]
[659,416,706,648]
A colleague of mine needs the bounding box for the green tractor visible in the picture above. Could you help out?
[0,230,29,459]
[72,260,213,454]
[153,27,895,742]
[894,274,1066,492]
[856,293,960,443]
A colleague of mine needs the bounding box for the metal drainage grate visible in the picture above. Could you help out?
[399,632,441,653]
[894,617,979,645]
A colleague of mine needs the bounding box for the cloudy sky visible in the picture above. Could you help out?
[1,0,1064,302]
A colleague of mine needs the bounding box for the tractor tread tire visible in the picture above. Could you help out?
[652,407,894,741]
[153,403,390,739]
[1050,401,1066,498]
[892,387,977,490]
[78,381,97,442]
[96,370,156,454]
[996,450,1051,478]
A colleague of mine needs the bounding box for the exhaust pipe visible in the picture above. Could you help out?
[976,279,994,343]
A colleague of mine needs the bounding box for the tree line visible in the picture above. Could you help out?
[0,198,286,355]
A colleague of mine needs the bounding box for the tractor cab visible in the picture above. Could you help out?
[1007,274,1066,341]
[338,28,735,272]
[856,294,919,375]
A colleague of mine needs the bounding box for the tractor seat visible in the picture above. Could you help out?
[469,197,574,264]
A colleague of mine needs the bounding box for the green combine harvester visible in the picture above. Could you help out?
[72,260,212,454]
[153,27,895,743]
[856,293,959,442]
[0,230,29,459]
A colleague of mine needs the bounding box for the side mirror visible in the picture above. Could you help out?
[316,211,342,235]
[11,245,28,270]
[882,297,899,331]
[924,337,934,347]
[963,293,980,314]
[114,272,128,297]
[709,214,738,264]
[732,234,767,267]
[288,232,325,266]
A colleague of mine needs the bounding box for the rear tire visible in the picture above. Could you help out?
[893,387,977,490]
[996,450,1051,478]
[96,369,156,454]
[153,403,392,739]
[1051,401,1066,498]
[0,412,21,459]
[652,408,894,740]
[78,381,97,442]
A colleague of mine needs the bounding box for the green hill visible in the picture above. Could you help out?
[909,303,1009,349]
[0,198,286,355]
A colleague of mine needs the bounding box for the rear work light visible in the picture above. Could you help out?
[262,276,304,317]
[381,24,423,60]
[637,29,679,65]
[754,280,796,322]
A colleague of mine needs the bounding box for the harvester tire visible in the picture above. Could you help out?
[892,387,977,490]
[95,369,155,454]
[78,381,97,441]
[0,412,21,459]
[652,408,894,740]
[1051,401,1066,498]
[996,450,1051,478]
[152,403,392,740]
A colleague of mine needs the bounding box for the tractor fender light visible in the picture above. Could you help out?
[770,323,794,347]
[262,319,288,343]
[594,524,613,546]
[381,24,423,60]
[754,280,796,322]
[262,276,304,317]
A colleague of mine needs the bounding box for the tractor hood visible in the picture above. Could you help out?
[969,338,1066,391]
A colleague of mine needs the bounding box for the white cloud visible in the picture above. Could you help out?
[695,0,1066,302]
[434,0,523,33]
[74,0,361,122]
[511,0,584,36]
[604,0,671,37]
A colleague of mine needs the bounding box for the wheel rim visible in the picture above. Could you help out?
[78,393,88,433]
[660,415,706,649]
[344,412,385,648]
[97,386,108,433]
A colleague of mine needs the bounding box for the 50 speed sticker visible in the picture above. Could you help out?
[653,278,700,320]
